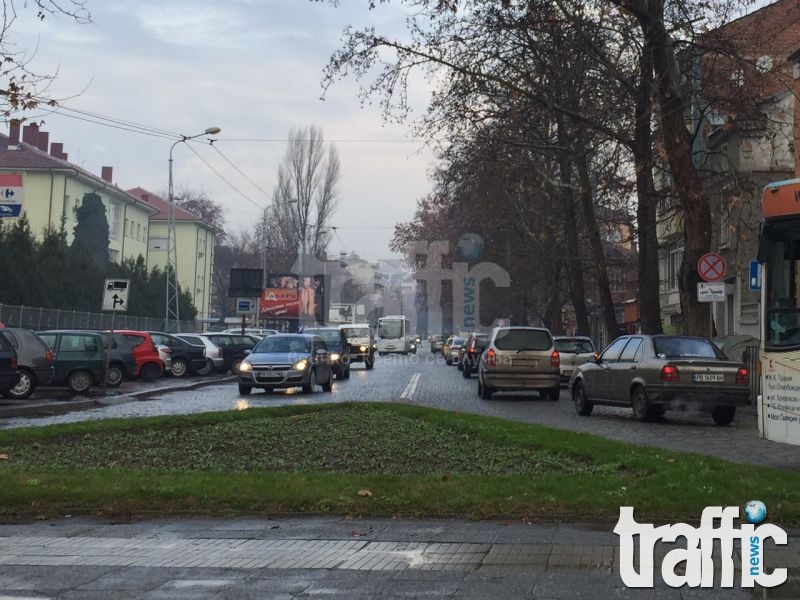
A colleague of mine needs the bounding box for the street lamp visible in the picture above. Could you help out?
[165,126,221,333]
[260,198,299,289]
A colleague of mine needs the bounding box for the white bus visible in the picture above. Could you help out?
[376,315,415,355]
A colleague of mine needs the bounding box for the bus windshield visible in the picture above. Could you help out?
[379,320,404,339]
[762,223,800,348]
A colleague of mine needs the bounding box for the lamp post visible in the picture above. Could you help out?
[165,126,221,333]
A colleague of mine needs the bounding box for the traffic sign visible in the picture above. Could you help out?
[697,252,727,282]
[236,297,257,315]
[697,282,725,302]
[749,260,762,291]
[102,279,130,312]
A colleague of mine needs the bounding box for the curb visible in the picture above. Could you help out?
[0,375,236,419]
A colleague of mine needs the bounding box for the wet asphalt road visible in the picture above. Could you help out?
[2,344,798,471]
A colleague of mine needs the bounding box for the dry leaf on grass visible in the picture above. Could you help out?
[357,489,373,497]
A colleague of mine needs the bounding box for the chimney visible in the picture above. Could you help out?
[22,123,39,145]
[101,166,113,183]
[50,142,64,159]
[37,131,49,152]
[8,123,20,145]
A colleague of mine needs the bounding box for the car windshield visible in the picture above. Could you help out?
[652,337,723,359]
[342,327,370,338]
[494,329,552,351]
[554,338,595,354]
[451,338,465,347]
[304,329,340,344]
[254,336,311,354]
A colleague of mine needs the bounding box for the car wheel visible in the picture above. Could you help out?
[711,406,736,426]
[238,383,252,396]
[302,369,317,394]
[343,366,350,379]
[7,368,35,399]
[462,365,471,378]
[195,359,212,377]
[365,356,374,370]
[263,387,273,394]
[572,380,593,416]
[445,358,452,366]
[140,362,162,382]
[479,376,493,400]
[106,364,124,388]
[230,357,243,374]
[322,370,333,392]
[548,386,560,401]
[68,370,93,394]
[631,386,657,422]
[171,358,189,378]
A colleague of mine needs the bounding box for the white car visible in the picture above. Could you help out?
[175,334,224,375]
[553,336,596,384]
[155,344,172,374]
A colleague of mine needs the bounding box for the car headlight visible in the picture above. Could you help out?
[359,345,367,352]
[411,344,416,349]
[238,361,252,372]
[293,359,309,371]
[330,353,341,362]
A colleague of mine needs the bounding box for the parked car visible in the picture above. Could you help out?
[430,335,444,354]
[569,335,750,425]
[0,327,54,399]
[445,337,466,366]
[175,333,224,375]
[202,333,260,374]
[155,344,173,374]
[0,333,20,395]
[304,327,351,379]
[237,333,333,395]
[553,336,597,384]
[460,332,489,378]
[116,330,166,382]
[147,332,207,377]
[40,330,135,388]
[477,327,560,401]
[339,323,375,370]
[35,330,107,394]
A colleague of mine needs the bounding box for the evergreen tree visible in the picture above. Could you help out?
[72,192,110,266]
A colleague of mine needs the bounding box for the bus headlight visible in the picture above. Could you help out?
[238,361,252,372]
[293,359,309,371]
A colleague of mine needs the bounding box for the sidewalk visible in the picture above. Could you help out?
[0,515,797,598]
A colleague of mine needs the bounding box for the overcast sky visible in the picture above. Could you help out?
[8,0,434,261]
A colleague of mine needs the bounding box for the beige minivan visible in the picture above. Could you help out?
[477,327,561,401]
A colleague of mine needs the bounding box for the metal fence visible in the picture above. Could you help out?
[0,304,203,333]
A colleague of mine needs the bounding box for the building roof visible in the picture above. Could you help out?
[0,132,159,216]
[127,187,221,232]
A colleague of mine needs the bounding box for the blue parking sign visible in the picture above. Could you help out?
[749,260,762,291]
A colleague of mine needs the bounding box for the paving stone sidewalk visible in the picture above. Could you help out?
[0,516,798,599]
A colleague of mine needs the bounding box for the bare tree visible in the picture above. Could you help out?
[1,1,91,120]
[270,126,340,264]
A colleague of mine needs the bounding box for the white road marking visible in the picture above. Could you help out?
[400,373,421,400]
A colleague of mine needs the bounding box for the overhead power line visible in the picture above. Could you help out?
[183,143,265,212]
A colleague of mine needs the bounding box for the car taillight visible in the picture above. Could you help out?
[660,365,679,383]
[217,349,223,358]
[45,349,53,364]
[736,367,749,385]
[551,350,560,368]
[10,355,17,370]
[486,348,496,367]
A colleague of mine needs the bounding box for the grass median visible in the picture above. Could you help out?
[1,401,798,525]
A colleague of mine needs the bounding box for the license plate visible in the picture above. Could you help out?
[693,373,723,383]
[257,370,285,378]
[511,360,538,367]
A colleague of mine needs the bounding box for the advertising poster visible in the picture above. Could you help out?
[261,273,325,323]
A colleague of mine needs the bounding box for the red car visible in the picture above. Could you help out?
[116,330,165,382]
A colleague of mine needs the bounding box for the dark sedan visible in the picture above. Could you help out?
[569,335,750,425]
[237,334,333,395]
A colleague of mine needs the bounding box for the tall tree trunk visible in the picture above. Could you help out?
[558,115,591,336]
[632,36,663,334]
[575,135,620,341]
[634,1,711,335]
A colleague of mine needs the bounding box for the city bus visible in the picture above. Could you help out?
[758,178,800,445]
[376,315,415,355]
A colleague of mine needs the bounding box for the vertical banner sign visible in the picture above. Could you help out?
[0,173,24,218]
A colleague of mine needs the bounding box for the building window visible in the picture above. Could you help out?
[107,202,119,240]
[109,249,120,263]
[668,240,684,291]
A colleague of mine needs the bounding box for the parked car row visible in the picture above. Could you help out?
[440,326,752,426]
[0,327,264,398]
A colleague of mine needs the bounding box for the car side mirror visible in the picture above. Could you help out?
[244,349,251,356]
[594,352,601,363]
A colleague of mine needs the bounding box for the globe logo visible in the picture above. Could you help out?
[744,500,767,524]
[456,232,484,261]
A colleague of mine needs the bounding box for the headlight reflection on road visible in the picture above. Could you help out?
[234,400,250,411]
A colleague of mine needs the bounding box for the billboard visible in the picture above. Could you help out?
[261,273,325,323]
